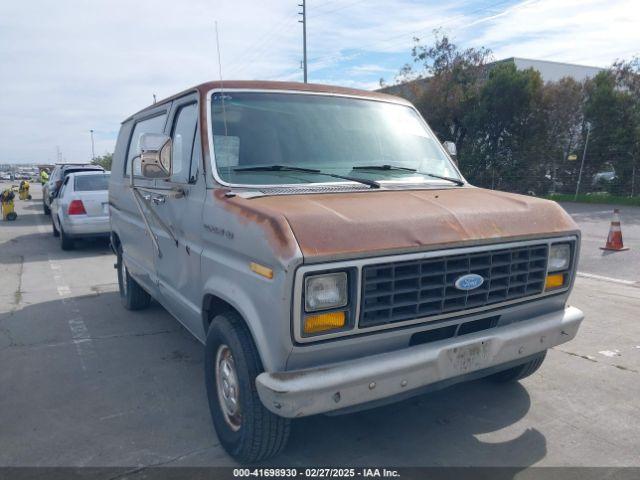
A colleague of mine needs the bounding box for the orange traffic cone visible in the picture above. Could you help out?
[600,209,629,251]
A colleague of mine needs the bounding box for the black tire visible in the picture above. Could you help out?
[488,351,547,383]
[43,201,50,215]
[52,216,60,237]
[116,244,151,310]
[59,222,74,250]
[204,311,290,463]
[7,211,17,221]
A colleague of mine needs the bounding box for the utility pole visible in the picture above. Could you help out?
[298,0,307,83]
[56,146,62,163]
[90,129,96,162]
[574,122,591,200]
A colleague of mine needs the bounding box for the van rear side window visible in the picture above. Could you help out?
[125,113,167,176]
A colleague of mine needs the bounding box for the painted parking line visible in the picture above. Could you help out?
[27,207,100,374]
[36,218,49,235]
[48,255,96,373]
[577,271,638,286]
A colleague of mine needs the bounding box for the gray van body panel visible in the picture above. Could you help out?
[109,90,304,371]
[110,109,164,296]
[146,93,205,339]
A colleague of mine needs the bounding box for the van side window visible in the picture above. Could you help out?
[170,103,198,183]
[125,113,167,177]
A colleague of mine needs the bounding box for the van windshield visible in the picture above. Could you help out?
[211,92,460,186]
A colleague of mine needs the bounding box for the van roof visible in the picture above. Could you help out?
[125,80,411,122]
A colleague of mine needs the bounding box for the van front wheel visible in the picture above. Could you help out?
[205,311,290,463]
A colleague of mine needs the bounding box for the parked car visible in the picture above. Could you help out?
[43,163,104,215]
[109,81,584,462]
[592,168,616,186]
[0,172,11,181]
[51,171,110,250]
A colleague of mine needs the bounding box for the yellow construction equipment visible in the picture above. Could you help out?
[19,180,32,200]
[1,187,18,221]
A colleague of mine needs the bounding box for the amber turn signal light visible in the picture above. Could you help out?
[303,311,346,334]
[545,273,565,290]
[250,262,273,279]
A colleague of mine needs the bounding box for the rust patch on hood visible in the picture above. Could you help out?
[213,190,299,259]
[219,187,579,262]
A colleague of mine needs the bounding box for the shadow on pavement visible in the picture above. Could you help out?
[2,289,546,467]
[21,202,46,212]
[0,210,47,227]
[1,291,209,467]
[0,232,113,264]
[276,379,544,467]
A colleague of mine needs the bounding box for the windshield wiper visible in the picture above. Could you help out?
[233,165,321,173]
[319,172,380,188]
[232,164,380,189]
[354,164,416,172]
[353,164,465,186]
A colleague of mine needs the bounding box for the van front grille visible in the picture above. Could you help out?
[359,244,549,328]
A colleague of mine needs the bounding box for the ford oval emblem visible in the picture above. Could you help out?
[455,273,484,291]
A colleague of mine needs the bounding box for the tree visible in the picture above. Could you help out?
[92,153,113,171]
[611,57,640,195]
[467,63,546,193]
[389,35,639,196]
[583,69,639,195]
[392,34,548,194]
[404,31,493,149]
[541,77,584,193]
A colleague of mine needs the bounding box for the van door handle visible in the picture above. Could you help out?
[142,193,151,201]
[151,196,165,205]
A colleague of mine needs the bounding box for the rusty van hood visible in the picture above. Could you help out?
[219,187,579,262]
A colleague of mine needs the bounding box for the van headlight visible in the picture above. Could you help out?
[548,243,571,272]
[305,272,348,312]
[545,243,572,291]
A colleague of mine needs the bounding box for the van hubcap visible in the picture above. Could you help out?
[216,345,241,431]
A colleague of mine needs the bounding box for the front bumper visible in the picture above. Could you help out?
[256,306,584,418]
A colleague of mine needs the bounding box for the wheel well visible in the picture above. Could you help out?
[202,294,238,333]
[110,231,121,255]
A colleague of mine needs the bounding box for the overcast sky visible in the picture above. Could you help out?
[1,0,639,164]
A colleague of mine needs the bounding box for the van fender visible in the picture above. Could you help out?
[201,276,289,373]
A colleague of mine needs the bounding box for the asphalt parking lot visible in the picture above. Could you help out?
[1,183,639,469]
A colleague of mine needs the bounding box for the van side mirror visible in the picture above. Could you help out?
[138,133,173,179]
[443,141,457,157]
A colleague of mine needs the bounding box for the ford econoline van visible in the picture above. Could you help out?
[109,81,583,462]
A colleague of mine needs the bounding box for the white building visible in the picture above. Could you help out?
[494,57,604,83]
[378,57,605,100]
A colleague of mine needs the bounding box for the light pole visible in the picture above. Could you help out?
[298,0,307,83]
[90,129,96,162]
[574,122,591,201]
